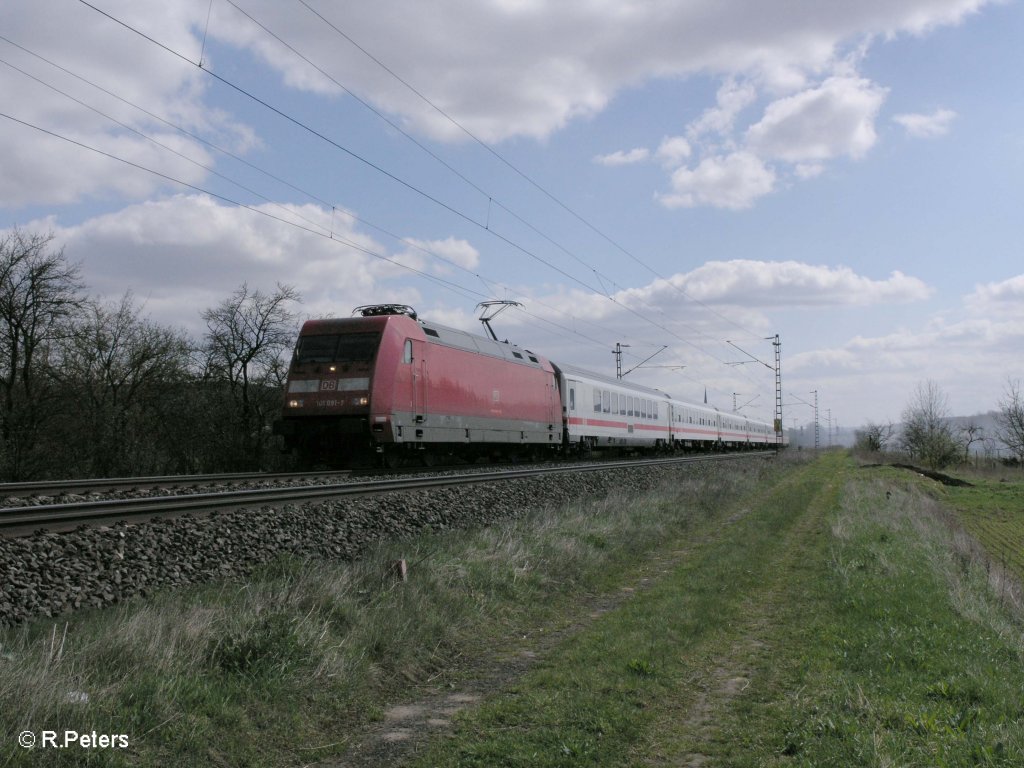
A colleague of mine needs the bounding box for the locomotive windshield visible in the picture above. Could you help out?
[295,332,380,364]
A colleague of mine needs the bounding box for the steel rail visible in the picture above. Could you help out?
[0,452,772,536]
[0,469,352,498]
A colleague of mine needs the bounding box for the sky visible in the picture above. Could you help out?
[2,0,1022,432]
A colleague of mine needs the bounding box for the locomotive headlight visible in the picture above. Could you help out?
[328,365,337,372]
[356,396,369,406]
[288,398,304,408]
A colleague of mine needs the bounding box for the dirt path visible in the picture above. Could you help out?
[325,501,788,766]
[324,545,695,767]
[638,467,836,765]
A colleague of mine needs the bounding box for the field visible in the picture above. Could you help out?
[939,468,1024,586]
[2,452,1023,766]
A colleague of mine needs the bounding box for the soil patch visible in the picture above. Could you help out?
[863,462,974,487]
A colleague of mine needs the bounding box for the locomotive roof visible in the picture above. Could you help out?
[418,319,548,369]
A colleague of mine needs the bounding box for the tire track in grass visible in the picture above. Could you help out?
[404,456,833,768]
[676,459,1024,767]
[637,456,840,766]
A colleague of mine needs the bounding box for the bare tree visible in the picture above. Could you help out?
[202,283,299,469]
[854,421,895,454]
[957,419,985,463]
[0,229,84,479]
[900,380,959,469]
[55,293,191,476]
[996,378,1024,464]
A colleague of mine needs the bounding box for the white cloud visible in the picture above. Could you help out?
[893,108,957,137]
[658,152,776,210]
[655,136,692,167]
[745,76,888,162]
[21,195,422,333]
[629,260,933,307]
[965,274,1024,314]
[0,0,238,207]
[686,78,758,140]
[654,74,887,209]
[593,147,650,166]
[782,273,1024,424]
[1,0,995,210]
[396,236,481,274]
[202,0,992,143]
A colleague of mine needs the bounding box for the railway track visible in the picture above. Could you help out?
[0,468,353,499]
[0,453,772,537]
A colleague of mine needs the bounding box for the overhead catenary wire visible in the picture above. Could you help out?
[223,0,758,358]
[215,0,734,349]
[219,0,770,388]
[10,4,774,408]
[69,0,765,384]
[0,34,676,381]
[292,0,766,344]
[0,110,485,306]
[3,107,759,408]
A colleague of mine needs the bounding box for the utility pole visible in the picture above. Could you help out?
[811,390,820,450]
[615,344,669,378]
[772,334,782,450]
[612,343,630,379]
[726,335,782,449]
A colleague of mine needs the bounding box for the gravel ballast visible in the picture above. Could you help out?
[0,463,712,627]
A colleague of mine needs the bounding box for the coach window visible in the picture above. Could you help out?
[569,387,576,412]
[611,393,619,414]
[653,402,659,420]
[594,389,602,413]
[602,391,610,413]
[402,339,413,364]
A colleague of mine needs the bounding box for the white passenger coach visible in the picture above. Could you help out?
[554,362,776,453]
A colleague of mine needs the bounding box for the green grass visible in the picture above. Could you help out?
[0,458,772,767]
[412,453,1024,767]
[6,452,1022,767]
[940,472,1024,582]
[699,466,1024,767]
[410,451,838,767]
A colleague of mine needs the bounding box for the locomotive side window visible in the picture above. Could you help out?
[403,339,413,364]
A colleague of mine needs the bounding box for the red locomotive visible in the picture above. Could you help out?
[275,304,779,466]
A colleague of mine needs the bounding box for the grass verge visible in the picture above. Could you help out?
[7,453,1020,767]
[940,470,1024,583]
[411,453,1024,767]
[0,458,774,767]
